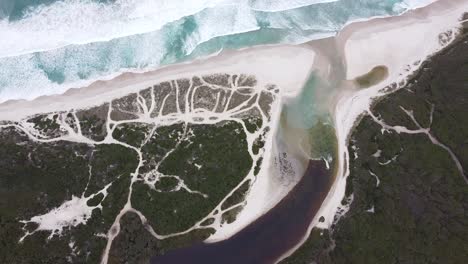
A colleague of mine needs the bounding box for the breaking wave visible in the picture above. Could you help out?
[0,0,437,102]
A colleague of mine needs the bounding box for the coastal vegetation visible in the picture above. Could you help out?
[280,28,468,264]
[0,73,272,263]
[132,121,253,235]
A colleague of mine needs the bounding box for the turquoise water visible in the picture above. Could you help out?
[284,74,331,129]
[280,72,338,161]
[0,0,432,101]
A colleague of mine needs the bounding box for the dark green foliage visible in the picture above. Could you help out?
[28,114,61,135]
[0,69,271,263]
[252,126,269,155]
[0,127,90,220]
[280,31,468,264]
[80,114,107,141]
[254,157,263,176]
[108,212,159,264]
[0,128,112,263]
[253,136,265,155]
[323,122,468,264]
[87,193,105,207]
[158,121,252,198]
[221,206,243,224]
[200,218,215,226]
[132,186,209,235]
[85,144,138,196]
[238,74,258,87]
[112,122,152,147]
[77,104,109,142]
[108,212,215,262]
[308,119,337,159]
[133,120,252,235]
[244,116,263,134]
[373,92,420,130]
[155,177,179,192]
[99,175,132,231]
[280,229,332,264]
[202,74,231,87]
[157,228,216,256]
[140,124,184,174]
[221,180,251,210]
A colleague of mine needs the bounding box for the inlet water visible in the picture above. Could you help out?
[0,0,436,102]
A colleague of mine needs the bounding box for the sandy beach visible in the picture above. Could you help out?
[0,43,320,247]
[277,0,468,261]
[316,0,467,231]
[0,0,467,261]
[0,45,315,121]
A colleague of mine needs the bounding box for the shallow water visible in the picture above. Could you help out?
[0,0,435,102]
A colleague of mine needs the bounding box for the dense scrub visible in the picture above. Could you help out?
[281,25,468,264]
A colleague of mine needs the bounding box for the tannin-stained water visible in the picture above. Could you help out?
[150,159,333,264]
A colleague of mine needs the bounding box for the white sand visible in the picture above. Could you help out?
[0,45,314,121]
[1,0,467,259]
[316,0,467,230]
[277,0,468,262]
[0,44,317,244]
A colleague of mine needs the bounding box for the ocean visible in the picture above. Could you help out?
[0,0,436,102]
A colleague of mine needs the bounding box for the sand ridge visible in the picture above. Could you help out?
[0,0,467,261]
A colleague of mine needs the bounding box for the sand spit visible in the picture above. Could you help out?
[150,160,331,264]
[0,44,317,244]
[277,0,468,262]
[1,0,467,259]
[317,0,467,230]
[0,45,314,121]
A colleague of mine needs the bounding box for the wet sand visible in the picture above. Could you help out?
[151,159,332,264]
[0,1,465,262]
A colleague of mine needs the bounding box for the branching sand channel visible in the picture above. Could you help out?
[368,103,467,183]
[0,73,278,263]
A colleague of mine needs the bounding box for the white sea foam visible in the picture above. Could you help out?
[0,0,342,58]
[0,0,440,103]
[184,3,260,53]
[0,0,437,58]
[395,0,439,11]
[249,0,338,12]
[0,0,232,58]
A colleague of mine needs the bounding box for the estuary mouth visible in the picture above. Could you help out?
[1,1,467,264]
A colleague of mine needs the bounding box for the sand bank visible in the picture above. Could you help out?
[0,45,315,121]
[314,0,468,233]
[0,0,466,256]
[277,0,468,262]
[0,44,318,243]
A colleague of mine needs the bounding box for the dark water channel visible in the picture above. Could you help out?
[151,159,333,264]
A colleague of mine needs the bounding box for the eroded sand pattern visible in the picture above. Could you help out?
[1,1,467,263]
[0,73,281,263]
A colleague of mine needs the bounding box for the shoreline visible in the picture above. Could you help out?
[0,44,320,245]
[0,1,463,112]
[0,44,315,121]
[150,159,332,264]
[0,0,467,261]
[276,0,468,262]
[312,0,467,230]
